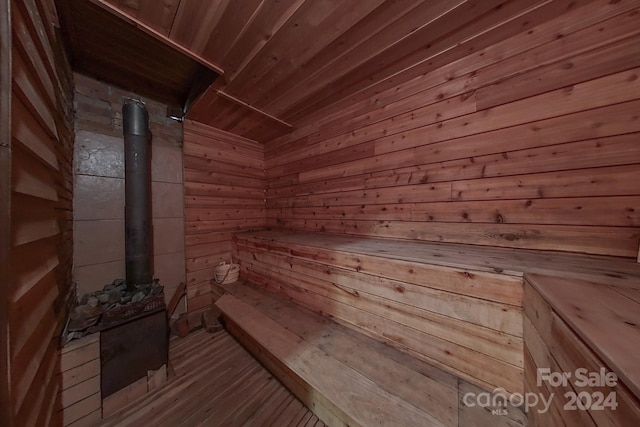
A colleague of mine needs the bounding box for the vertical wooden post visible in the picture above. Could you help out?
[0,0,12,424]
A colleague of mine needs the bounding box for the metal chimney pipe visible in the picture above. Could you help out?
[123,100,152,287]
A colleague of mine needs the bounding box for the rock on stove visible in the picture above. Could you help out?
[68,304,102,332]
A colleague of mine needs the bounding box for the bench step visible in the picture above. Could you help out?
[216,283,528,427]
[525,274,640,427]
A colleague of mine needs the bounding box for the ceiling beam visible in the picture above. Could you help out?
[216,89,292,129]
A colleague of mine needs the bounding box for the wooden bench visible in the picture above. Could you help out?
[230,230,640,396]
[219,229,640,425]
[215,282,528,427]
[524,274,640,426]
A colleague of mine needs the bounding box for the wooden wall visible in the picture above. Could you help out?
[183,120,265,322]
[7,0,75,425]
[57,334,101,426]
[265,0,640,258]
[1,0,11,422]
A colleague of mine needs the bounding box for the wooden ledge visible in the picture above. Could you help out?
[526,274,640,401]
[234,230,640,288]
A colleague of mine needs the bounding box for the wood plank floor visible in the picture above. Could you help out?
[99,328,325,426]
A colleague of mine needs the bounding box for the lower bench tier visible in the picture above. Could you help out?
[215,282,528,427]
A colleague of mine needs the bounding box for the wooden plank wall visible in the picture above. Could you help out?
[183,120,266,322]
[8,0,75,426]
[1,0,12,423]
[58,334,101,426]
[264,0,640,258]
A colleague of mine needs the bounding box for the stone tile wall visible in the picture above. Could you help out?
[72,73,186,313]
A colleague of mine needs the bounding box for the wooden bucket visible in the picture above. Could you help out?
[214,262,239,284]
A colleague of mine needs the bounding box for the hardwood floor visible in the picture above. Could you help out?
[99,328,325,426]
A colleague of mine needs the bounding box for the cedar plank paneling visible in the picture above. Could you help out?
[476,32,640,110]
[0,0,11,423]
[216,0,307,80]
[183,120,266,319]
[224,0,387,103]
[256,0,454,113]
[169,0,228,53]
[199,0,263,64]
[101,0,638,137]
[7,0,74,425]
[233,232,525,395]
[266,2,640,258]
[278,0,559,123]
[274,0,512,119]
[267,133,640,199]
[267,218,639,257]
[135,0,180,36]
[232,230,640,400]
[524,278,640,425]
[265,0,639,152]
[295,0,636,130]
[288,100,640,185]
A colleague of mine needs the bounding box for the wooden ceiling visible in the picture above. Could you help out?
[56,0,218,108]
[77,0,564,142]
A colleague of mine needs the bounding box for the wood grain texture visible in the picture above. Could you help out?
[524,278,640,426]
[93,0,588,138]
[230,283,460,426]
[58,334,101,426]
[217,293,452,427]
[99,328,325,427]
[8,1,75,425]
[233,229,640,396]
[183,120,266,318]
[0,0,11,423]
[215,281,530,427]
[263,0,637,150]
[72,0,640,138]
[264,2,640,257]
[527,274,640,402]
[234,230,528,394]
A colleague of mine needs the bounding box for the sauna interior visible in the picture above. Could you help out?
[2,0,640,426]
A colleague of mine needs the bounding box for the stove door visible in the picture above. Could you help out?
[100,309,168,398]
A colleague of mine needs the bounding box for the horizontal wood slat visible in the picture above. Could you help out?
[264,3,640,258]
[524,277,640,426]
[232,230,640,393]
[58,334,101,426]
[8,0,75,425]
[217,293,452,427]
[183,120,266,316]
[215,282,532,427]
[97,327,327,426]
[234,231,529,394]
